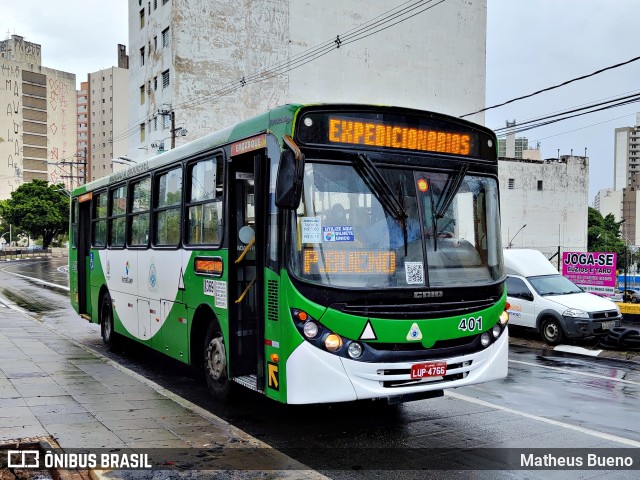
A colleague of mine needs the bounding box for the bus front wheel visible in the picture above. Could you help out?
[100,293,119,350]
[204,324,232,401]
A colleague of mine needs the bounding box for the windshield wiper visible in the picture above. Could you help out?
[356,154,406,219]
[426,176,438,251]
[355,153,408,253]
[436,162,469,219]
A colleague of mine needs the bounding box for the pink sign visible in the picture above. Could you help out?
[562,251,617,296]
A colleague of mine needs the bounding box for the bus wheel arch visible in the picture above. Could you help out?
[190,305,233,401]
[98,287,119,350]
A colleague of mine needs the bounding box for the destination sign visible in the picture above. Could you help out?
[327,117,472,156]
[303,249,396,275]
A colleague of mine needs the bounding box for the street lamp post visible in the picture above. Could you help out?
[0,224,11,249]
[507,224,527,248]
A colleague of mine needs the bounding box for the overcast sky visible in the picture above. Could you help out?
[2,0,638,202]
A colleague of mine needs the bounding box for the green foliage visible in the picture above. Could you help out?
[0,180,70,249]
[587,207,627,270]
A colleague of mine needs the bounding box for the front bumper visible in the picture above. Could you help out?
[285,327,509,404]
[561,315,622,338]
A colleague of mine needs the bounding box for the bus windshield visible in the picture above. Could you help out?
[290,160,503,288]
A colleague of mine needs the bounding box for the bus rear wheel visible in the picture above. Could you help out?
[100,293,120,350]
[204,324,232,401]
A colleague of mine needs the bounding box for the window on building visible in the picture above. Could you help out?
[140,9,145,29]
[162,27,170,48]
[163,113,171,129]
[162,69,170,88]
[154,116,158,131]
[508,178,515,189]
[162,0,169,5]
[148,2,151,15]
[154,36,158,50]
[140,46,145,66]
[153,76,158,90]
[154,0,158,10]
[140,85,145,104]
[140,123,146,142]
[537,180,543,191]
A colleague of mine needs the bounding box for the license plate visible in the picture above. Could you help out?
[601,320,616,330]
[410,361,447,379]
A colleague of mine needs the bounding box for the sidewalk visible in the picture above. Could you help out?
[0,302,324,478]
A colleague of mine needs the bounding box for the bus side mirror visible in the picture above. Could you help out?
[275,149,305,209]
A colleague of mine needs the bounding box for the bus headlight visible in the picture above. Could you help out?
[347,342,363,359]
[303,321,319,339]
[325,334,343,352]
[499,310,509,325]
[480,332,491,347]
[492,324,502,339]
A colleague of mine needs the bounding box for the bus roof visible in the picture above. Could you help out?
[73,103,497,196]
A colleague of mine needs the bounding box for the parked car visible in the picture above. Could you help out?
[504,249,622,345]
[618,289,640,303]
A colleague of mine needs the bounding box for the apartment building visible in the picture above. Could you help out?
[127,0,488,161]
[0,35,76,199]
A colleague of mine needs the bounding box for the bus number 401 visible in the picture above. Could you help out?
[458,316,482,332]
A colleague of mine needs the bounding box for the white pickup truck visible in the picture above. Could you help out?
[503,249,621,345]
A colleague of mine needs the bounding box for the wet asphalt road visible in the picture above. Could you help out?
[2,258,640,479]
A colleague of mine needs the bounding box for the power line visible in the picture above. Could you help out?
[57,0,449,166]
[534,113,637,141]
[461,53,640,118]
[495,96,640,137]
[493,92,640,134]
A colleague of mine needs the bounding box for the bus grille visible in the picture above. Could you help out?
[332,298,496,320]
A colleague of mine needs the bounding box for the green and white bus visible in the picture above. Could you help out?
[69,104,509,404]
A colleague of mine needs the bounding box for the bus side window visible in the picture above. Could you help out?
[186,156,223,245]
[154,167,182,246]
[129,177,151,247]
[71,199,78,249]
[92,191,107,248]
[109,184,127,247]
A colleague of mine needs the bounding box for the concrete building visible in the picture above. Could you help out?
[127,0,488,161]
[499,155,589,252]
[613,113,640,190]
[0,35,76,200]
[86,53,130,182]
[594,188,623,222]
[498,122,529,159]
[74,81,89,189]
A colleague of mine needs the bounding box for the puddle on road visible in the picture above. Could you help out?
[1,288,56,313]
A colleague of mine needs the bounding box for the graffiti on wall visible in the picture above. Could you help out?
[1,62,22,189]
[48,77,71,187]
[0,37,41,65]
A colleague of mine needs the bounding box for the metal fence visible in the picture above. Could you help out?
[0,248,52,260]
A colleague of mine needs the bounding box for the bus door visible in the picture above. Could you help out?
[77,195,92,316]
[228,147,266,389]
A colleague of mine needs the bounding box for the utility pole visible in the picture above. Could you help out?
[171,110,176,149]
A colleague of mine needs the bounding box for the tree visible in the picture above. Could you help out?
[0,180,69,249]
[587,207,626,270]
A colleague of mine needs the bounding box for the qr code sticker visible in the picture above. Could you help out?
[405,262,424,284]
